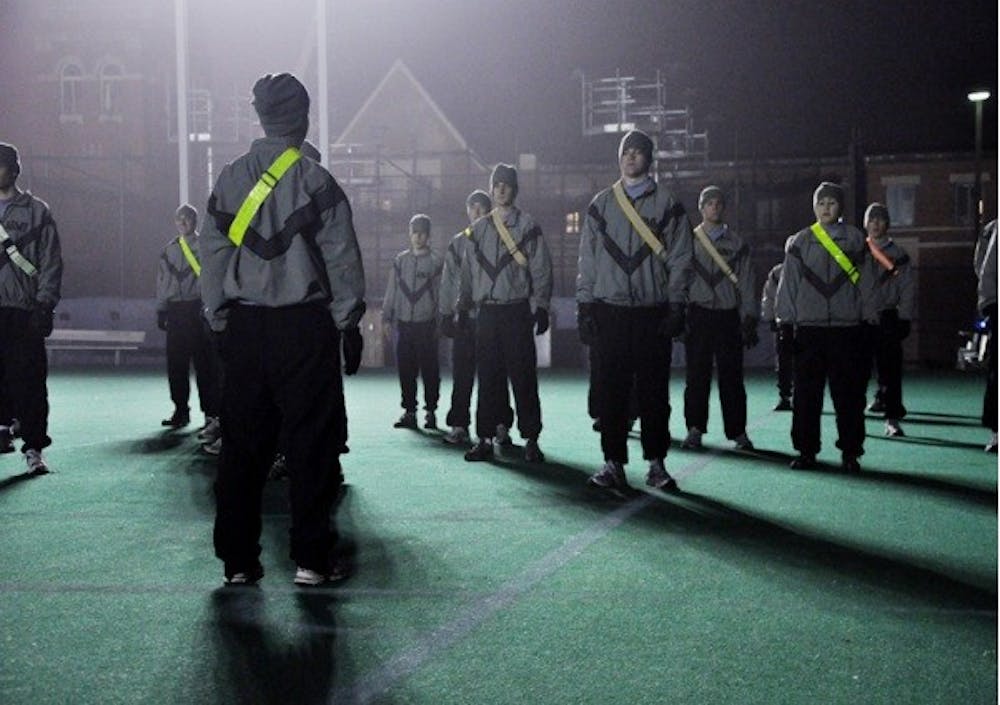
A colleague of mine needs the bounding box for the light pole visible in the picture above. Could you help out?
[968,89,991,242]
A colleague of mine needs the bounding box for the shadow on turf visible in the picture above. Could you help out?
[122,431,192,454]
[203,587,353,705]
[0,469,47,491]
[424,437,997,613]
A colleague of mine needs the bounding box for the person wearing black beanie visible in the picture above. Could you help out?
[383,214,443,431]
[461,164,553,463]
[202,73,365,587]
[0,141,63,475]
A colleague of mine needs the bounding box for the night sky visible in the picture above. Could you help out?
[189,0,997,164]
[3,0,997,164]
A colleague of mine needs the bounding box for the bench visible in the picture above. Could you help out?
[45,329,147,366]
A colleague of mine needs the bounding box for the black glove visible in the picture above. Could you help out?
[440,314,456,339]
[577,303,598,346]
[29,304,54,338]
[157,311,168,331]
[741,316,760,349]
[658,303,686,340]
[777,323,794,346]
[456,309,470,332]
[897,319,911,341]
[534,308,549,336]
[342,326,363,376]
[769,320,779,333]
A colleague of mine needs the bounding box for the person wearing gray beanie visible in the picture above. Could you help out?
[863,201,914,438]
[383,214,442,431]
[461,162,553,464]
[775,181,880,473]
[618,129,654,165]
[439,191,515,447]
[577,126,693,493]
[202,72,365,587]
[0,141,63,475]
[155,203,220,437]
[680,185,759,455]
[252,73,310,144]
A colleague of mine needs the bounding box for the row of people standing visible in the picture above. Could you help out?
[384,126,937,491]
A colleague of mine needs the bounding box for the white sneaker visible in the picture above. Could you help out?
[495,424,512,447]
[884,419,905,437]
[986,432,998,453]
[680,427,703,450]
[443,426,470,445]
[197,416,221,443]
[25,449,49,474]
[294,564,347,586]
[588,460,627,489]
[645,458,676,490]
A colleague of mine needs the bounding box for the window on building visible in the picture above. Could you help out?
[565,211,580,235]
[886,183,916,227]
[953,182,976,226]
[59,62,84,120]
[99,62,123,119]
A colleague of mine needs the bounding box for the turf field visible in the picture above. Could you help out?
[0,368,996,704]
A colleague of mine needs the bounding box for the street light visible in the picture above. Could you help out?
[968,89,991,242]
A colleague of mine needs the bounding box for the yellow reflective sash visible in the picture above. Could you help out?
[693,224,739,285]
[490,210,528,267]
[810,223,860,284]
[611,180,667,261]
[0,222,38,276]
[227,147,302,246]
[177,235,201,277]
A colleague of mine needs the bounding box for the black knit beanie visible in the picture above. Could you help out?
[252,73,310,143]
[618,129,654,165]
[490,163,518,197]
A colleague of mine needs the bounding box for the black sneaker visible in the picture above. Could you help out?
[866,399,885,414]
[424,411,437,430]
[773,397,792,411]
[841,454,861,472]
[464,439,494,462]
[789,454,816,470]
[524,439,545,463]
[393,412,418,429]
[161,410,190,428]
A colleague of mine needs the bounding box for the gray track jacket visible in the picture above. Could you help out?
[439,228,472,317]
[775,222,880,327]
[688,224,757,319]
[202,137,366,332]
[383,248,442,323]
[156,235,201,310]
[576,180,692,307]
[0,190,62,310]
[760,263,782,323]
[460,208,552,311]
[870,237,915,320]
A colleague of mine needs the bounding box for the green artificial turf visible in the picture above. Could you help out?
[0,368,995,704]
